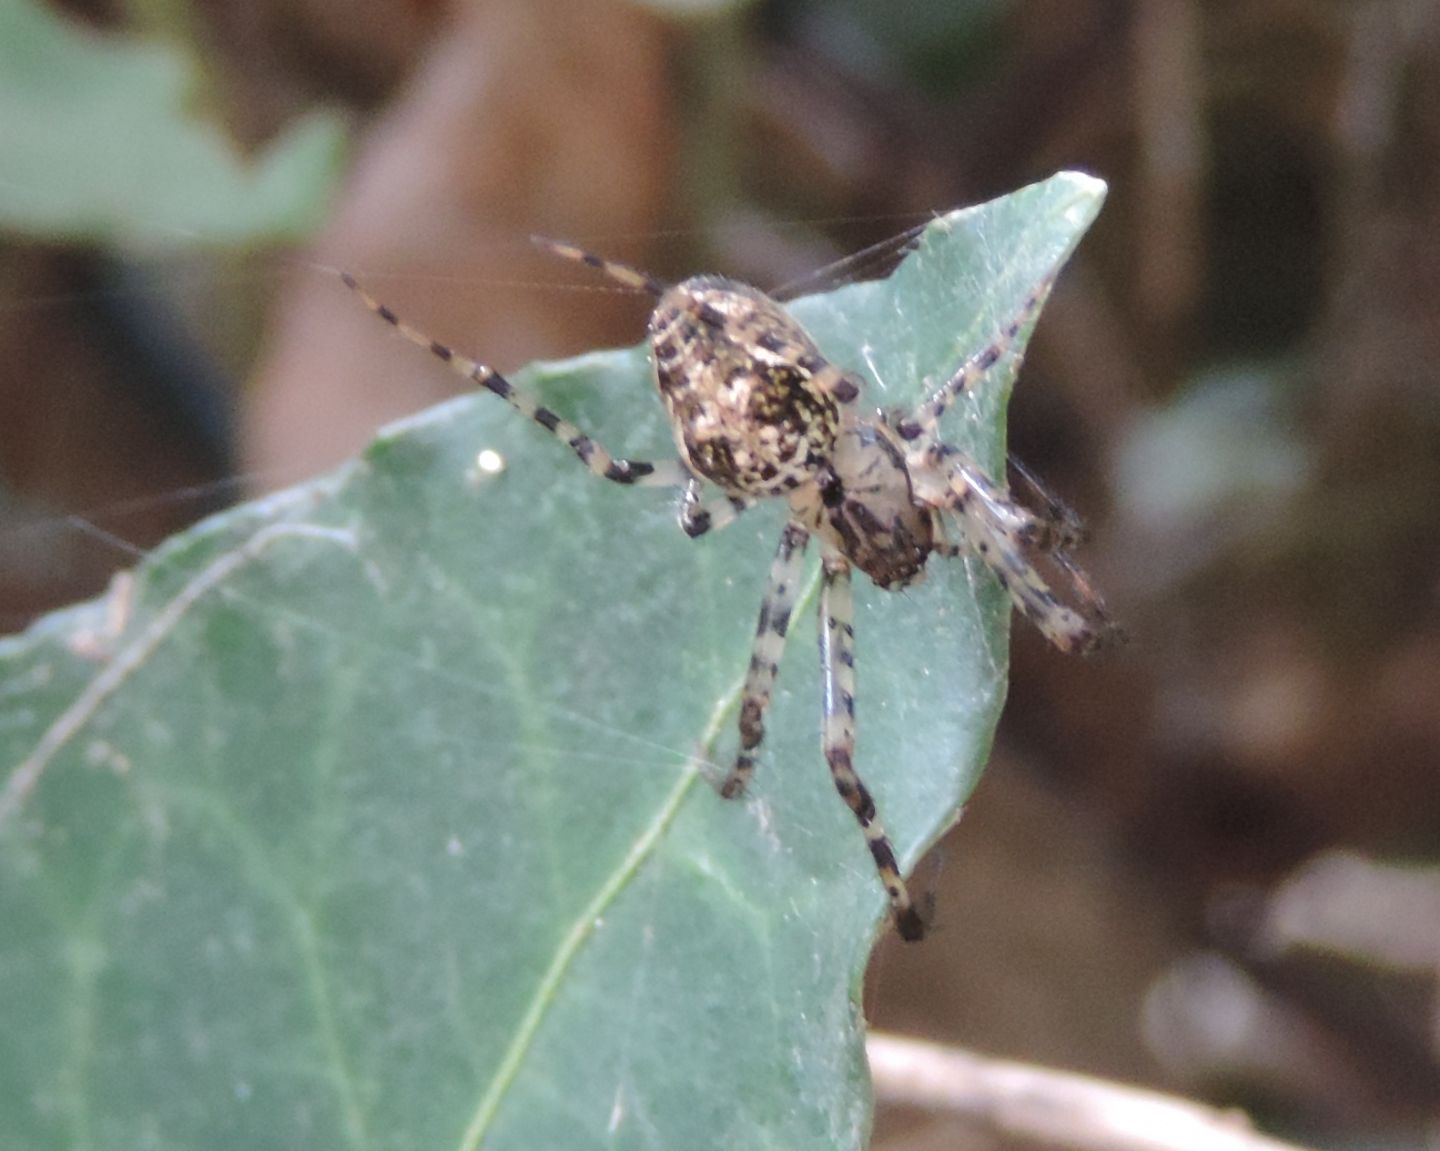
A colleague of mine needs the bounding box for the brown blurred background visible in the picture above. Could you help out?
[3,1,1440,1147]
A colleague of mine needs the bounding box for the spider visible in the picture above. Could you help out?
[342,232,1116,942]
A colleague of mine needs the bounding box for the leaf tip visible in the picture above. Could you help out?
[1052,170,1109,230]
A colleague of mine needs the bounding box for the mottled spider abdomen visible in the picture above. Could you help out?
[649,277,854,498]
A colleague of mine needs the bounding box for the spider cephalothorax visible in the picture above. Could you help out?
[345,231,1117,942]
[802,419,936,591]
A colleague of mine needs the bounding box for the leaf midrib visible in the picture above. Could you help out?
[453,561,826,1151]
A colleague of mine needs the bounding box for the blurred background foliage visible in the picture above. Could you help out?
[2,0,1439,1147]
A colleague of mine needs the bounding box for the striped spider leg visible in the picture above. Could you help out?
[888,274,1117,654]
[339,271,688,492]
[344,266,754,541]
[347,231,1117,943]
[817,551,925,941]
[725,523,809,802]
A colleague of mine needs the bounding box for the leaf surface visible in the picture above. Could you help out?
[0,172,1105,1150]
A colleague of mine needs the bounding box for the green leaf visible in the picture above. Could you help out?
[0,172,1104,1150]
[0,0,346,248]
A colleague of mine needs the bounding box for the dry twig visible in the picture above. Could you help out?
[868,1033,1318,1151]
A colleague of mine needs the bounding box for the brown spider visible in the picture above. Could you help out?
[343,232,1116,942]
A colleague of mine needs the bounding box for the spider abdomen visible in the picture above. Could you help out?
[650,278,844,498]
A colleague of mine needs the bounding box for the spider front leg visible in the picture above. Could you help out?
[894,276,1054,444]
[1009,454,1087,552]
[925,449,1112,654]
[721,523,810,799]
[819,555,925,942]
[342,273,685,488]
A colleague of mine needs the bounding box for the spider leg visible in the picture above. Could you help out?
[721,522,810,799]
[1009,453,1087,551]
[930,450,1113,654]
[530,236,665,297]
[819,553,925,942]
[893,275,1054,443]
[680,479,754,539]
[342,273,684,488]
